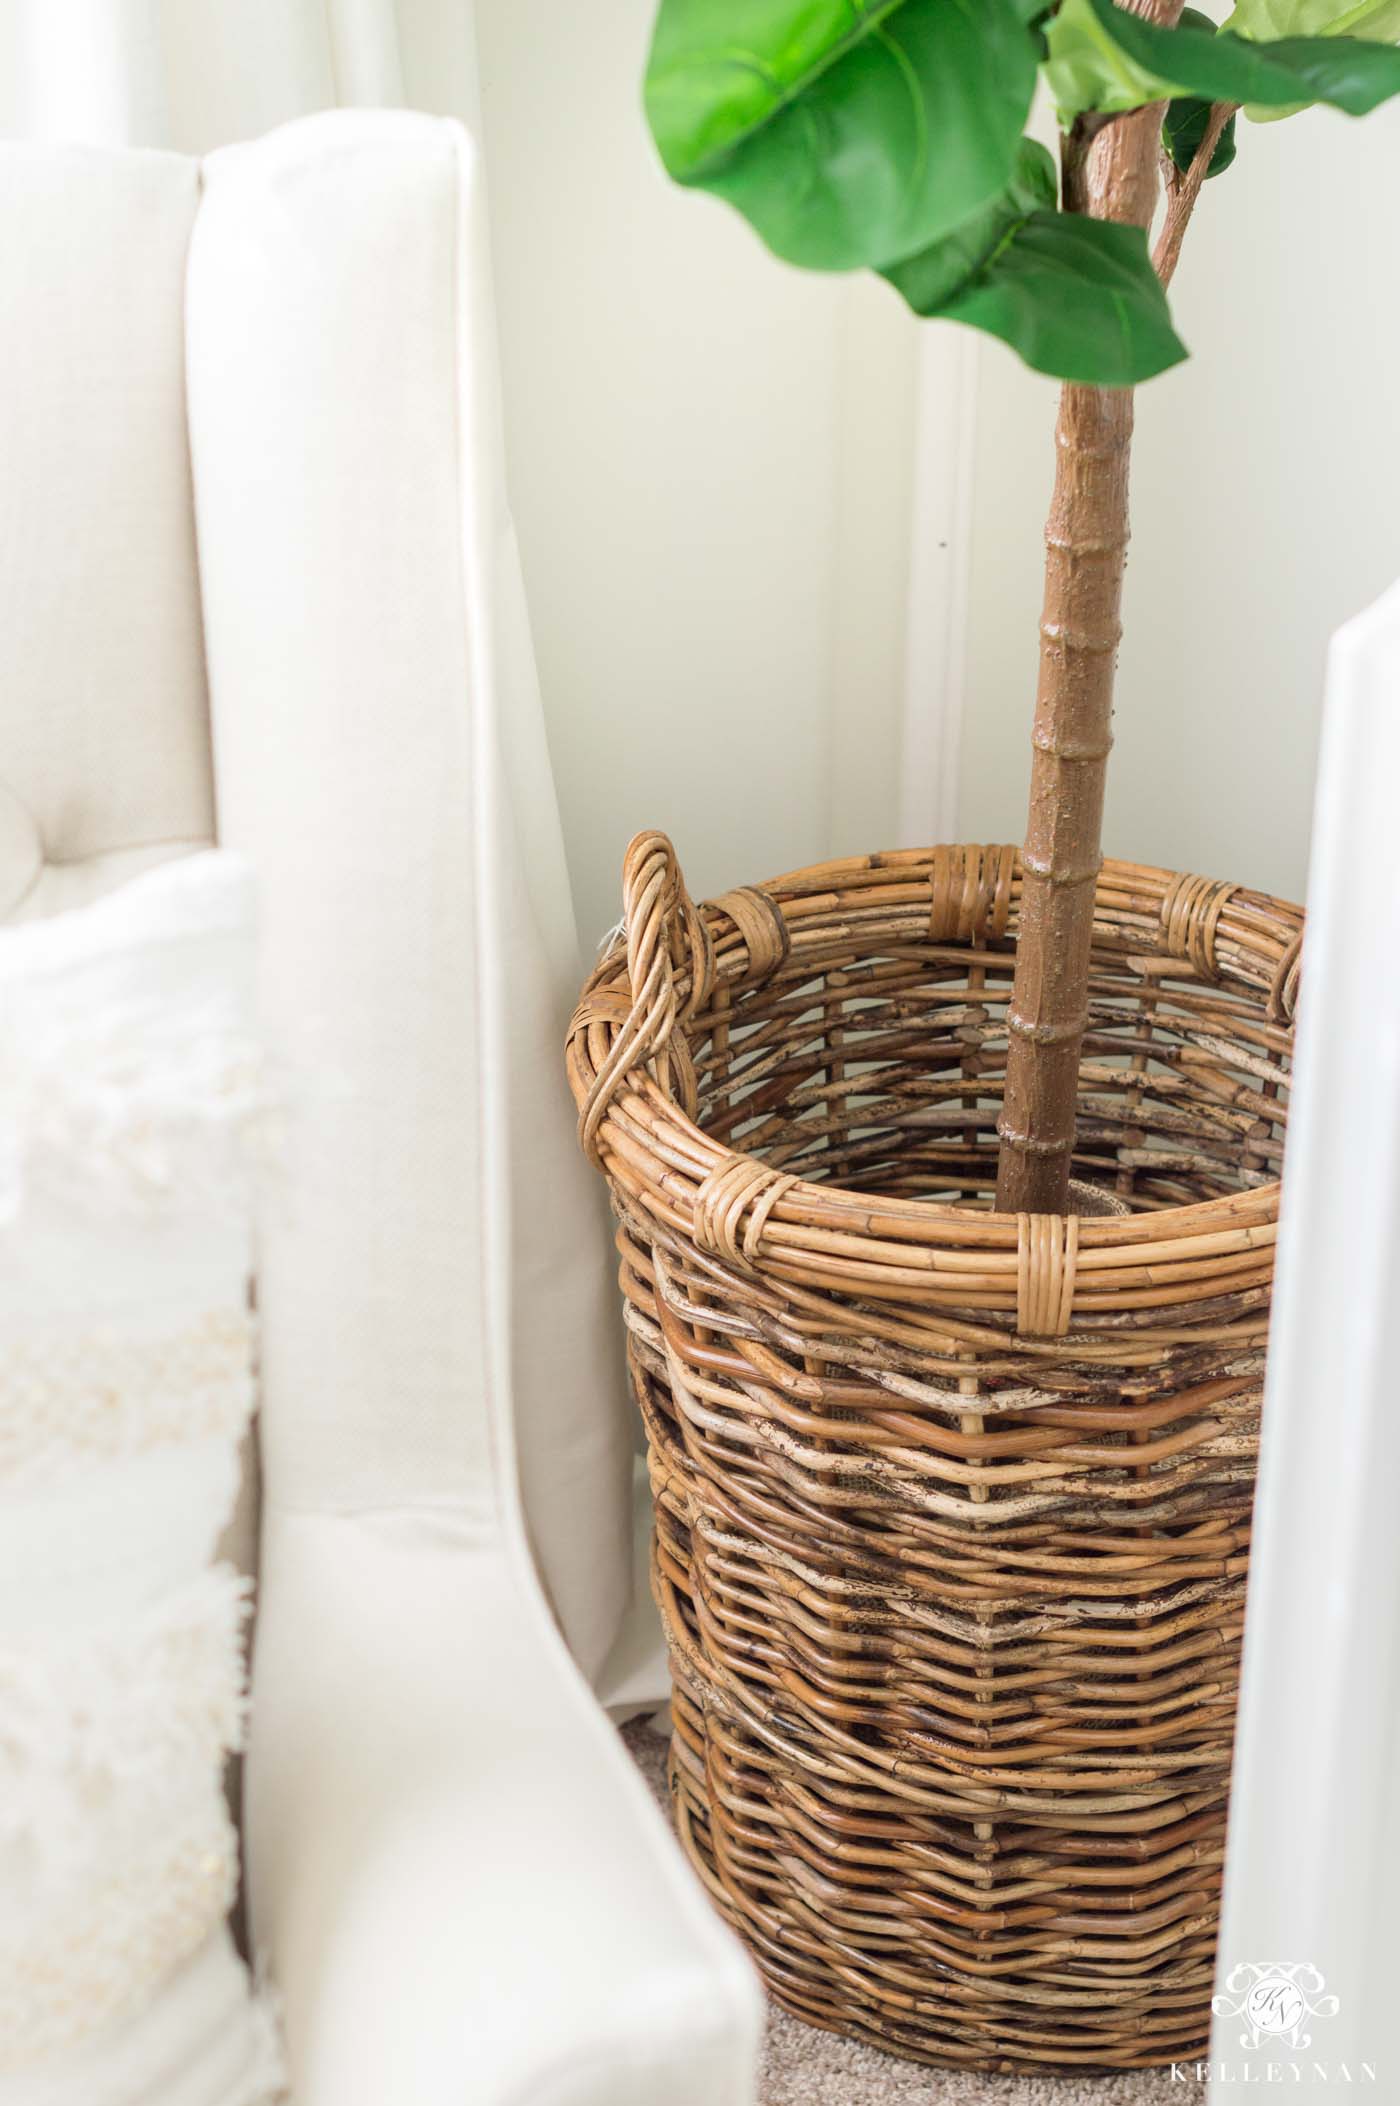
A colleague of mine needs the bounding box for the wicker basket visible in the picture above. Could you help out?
[568,833,1301,2076]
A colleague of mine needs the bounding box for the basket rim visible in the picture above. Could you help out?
[568,844,1300,1332]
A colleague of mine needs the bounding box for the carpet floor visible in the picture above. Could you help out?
[622,1720,1194,2106]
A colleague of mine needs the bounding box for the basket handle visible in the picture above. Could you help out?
[577,831,712,1166]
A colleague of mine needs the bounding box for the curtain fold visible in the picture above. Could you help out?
[0,0,411,152]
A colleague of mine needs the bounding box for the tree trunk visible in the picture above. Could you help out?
[994,35,1180,1218]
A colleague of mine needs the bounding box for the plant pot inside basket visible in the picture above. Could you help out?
[568,835,1300,2077]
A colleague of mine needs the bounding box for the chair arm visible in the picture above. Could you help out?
[247,1507,761,2106]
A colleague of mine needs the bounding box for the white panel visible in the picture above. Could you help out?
[1211,581,1400,2099]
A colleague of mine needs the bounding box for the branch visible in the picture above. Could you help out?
[1153,102,1238,289]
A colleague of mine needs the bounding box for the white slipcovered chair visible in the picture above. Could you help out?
[0,111,760,2106]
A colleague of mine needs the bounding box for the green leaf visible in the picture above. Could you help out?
[1046,0,1400,120]
[881,137,1056,308]
[1225,0,1400,39]
[1042,0,1168,118]
[882,141,1188,385]
[1010,0,1055,54]
[643,0,1040,273]
[1163,92,1239,169]
[1222,0,1400,116]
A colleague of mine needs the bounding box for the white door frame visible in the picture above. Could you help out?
[896,328,978,850]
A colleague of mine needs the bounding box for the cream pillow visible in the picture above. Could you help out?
[0,852,282,2106]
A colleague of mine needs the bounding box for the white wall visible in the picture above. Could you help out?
[476,18,1400,938]
[472,0,915,946]
[958,100,1400,910]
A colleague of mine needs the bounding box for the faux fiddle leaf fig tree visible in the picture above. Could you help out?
[643,0,1400,1216]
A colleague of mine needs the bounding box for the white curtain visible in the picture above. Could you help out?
[0,0,652,1701]
[0,0,477,151]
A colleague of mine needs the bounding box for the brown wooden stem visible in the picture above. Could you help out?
[1154,103,1237,288]
[995,2,1184,1218]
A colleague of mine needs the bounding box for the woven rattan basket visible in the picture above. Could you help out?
[568,832,1301,2075]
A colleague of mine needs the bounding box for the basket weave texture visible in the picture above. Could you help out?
[568,834,1301,2075]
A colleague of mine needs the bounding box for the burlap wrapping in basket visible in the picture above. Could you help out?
[568,832,1301,2076]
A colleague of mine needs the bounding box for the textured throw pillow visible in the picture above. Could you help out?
[0,852,283,2106]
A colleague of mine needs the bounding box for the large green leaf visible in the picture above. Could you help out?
[1225,0,1400,38]
[1222,0,1400,116]
[882,137,1056,306]
[882,140,1188,384]
[1045,0,1400,120]
[643,0,1040,272]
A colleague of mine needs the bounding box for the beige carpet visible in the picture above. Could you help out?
[622,1721,1194,2105]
